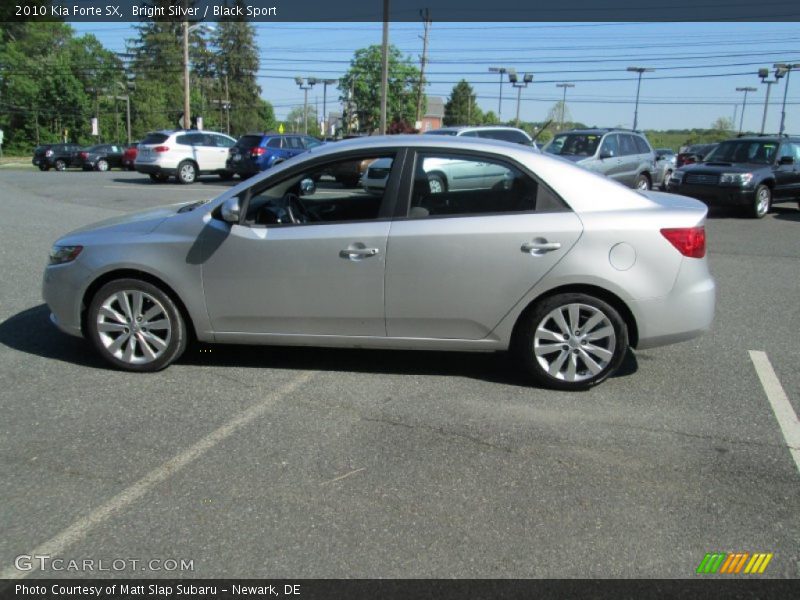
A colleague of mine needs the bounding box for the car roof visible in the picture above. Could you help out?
[429,125,530,134]
[727,136,799,143]
[558,128,645,136]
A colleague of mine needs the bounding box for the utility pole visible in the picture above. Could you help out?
[182,17,190,129]
[379,0,389,134]
[295,77,315,135]
[317,79,337,138]
[415,8,431,127]
[556,83,575,130]
[224,73,230,135]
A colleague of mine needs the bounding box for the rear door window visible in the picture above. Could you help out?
[141,133,169,145]
[618,135,637,156]
[266,137,282,148]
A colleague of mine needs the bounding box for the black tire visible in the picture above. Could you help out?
[634,173,651,191]
[176,160,197,184]
[428,173,446,194]
[86,278,187,372]
[513,292,629,391]
[96,159,109,172]
[54,159,66,171]
[749,184,771,219]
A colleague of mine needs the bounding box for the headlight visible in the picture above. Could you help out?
[669,171,684,184]
[719,172,754,186]
[48,245,83,265]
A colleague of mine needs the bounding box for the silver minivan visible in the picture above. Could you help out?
[544,128,656,190]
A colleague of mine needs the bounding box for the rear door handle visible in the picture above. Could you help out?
[521,241,561,254]
[339,247,380,259]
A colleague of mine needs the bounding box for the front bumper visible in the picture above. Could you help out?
[42,262,91,338]
[666,183,754,207]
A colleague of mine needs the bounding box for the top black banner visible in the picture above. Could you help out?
[2,0,799,22]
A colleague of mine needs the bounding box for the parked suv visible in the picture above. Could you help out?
[135,130,236,184]
[543,128,656,189]
[32,143,82,171]
[227,133,323,177]
[424,126,538,148]
[666,135,800,218]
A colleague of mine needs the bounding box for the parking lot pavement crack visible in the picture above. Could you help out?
[362,416,513,454]
[607,421,798,452]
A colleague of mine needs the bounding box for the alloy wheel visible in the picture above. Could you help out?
[96,290,172,365]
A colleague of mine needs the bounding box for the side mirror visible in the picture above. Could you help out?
[779,156,794,165]
[299,177,316,196]
[221,197,241,224]
[599,150,613,159]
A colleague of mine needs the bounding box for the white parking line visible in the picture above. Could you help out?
[749,350,800,474]
[0,371,315,580]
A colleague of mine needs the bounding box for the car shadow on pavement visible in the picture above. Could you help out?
[772,206,800,222]
[110,177,239,187]
[1,304,639,388]
[0,305,105,368]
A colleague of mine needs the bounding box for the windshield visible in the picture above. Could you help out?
[545,134,601,156]
[704,141,778,164]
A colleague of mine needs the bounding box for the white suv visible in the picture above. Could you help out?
[424,126,539,150]
[135,130,237,184]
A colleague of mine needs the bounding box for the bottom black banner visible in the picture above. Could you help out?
[1,579,799,600]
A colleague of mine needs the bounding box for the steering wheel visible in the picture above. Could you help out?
[283,193,314,224]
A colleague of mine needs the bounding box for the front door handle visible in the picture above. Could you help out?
[339,247,380,259]
[521,240,561,255]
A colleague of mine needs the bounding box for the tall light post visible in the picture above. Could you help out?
[508,71,533,128]
[488,67,508,118]
[627,66,654,130]
[379,0,389,135]
[758,67,779,135]
[555,83,575,130]
[311,78,338,138]
[735,86,757,135]
[774,63,800,136]
[295,77,316,134]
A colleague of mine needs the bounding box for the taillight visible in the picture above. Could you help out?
[250,147,266,156]
[154,146,169,153]
[79,152,88,159]
[661,226,706,258]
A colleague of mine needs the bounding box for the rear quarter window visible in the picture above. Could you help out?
[141,133,169,145]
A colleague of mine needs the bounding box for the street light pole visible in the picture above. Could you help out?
[488,67,508,118]
[735,86,757,135]
[314,79,337,138]
[627,66,654,130]
[556,83,574,130]
[508,71,533,128]
[295,77,316,135]
[182,19,190,129]
[379,0,389,134]
[774,63,800,136]
[758,67,778,135]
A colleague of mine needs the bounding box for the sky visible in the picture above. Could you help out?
[70,21,800,133]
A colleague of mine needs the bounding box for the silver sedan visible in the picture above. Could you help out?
[43,135,715,390]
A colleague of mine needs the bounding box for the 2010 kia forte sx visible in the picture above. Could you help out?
[43,136,715,390]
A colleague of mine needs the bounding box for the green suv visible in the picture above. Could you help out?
[543,128,656,190]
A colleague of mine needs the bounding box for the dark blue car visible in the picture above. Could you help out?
[227,133,323,177]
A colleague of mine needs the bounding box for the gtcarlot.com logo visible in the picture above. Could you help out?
[696,552,773,575]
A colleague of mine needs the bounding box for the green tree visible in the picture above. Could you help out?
[338,45,420,133]
[286,105,319,136]
[481,111,500,125]
[212,3,273,135]
[444,80,482,126]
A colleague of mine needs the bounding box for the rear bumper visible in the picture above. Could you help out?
[135,163,176,176]
[666,184,754,207]
[634,258,716,350]
[226,159,262,175]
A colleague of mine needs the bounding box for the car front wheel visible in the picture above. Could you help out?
[514,293,629,391]
[87,279,187,372]
[635,173,651,190]
[750,184,771,219]
[54,159,66,171]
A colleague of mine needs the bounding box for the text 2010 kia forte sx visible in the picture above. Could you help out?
[43,136,715,390]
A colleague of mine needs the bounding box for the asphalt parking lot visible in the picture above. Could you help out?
[0,169,798,579]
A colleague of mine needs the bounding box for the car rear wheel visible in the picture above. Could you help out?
[750,184,771,219]
[428,173,446,194]
[514,293,629,391]
[176,160,197,184]
[54,159,66,171]
[96,159,109,171]
[87,279,187,372]
[635,173,651,190]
